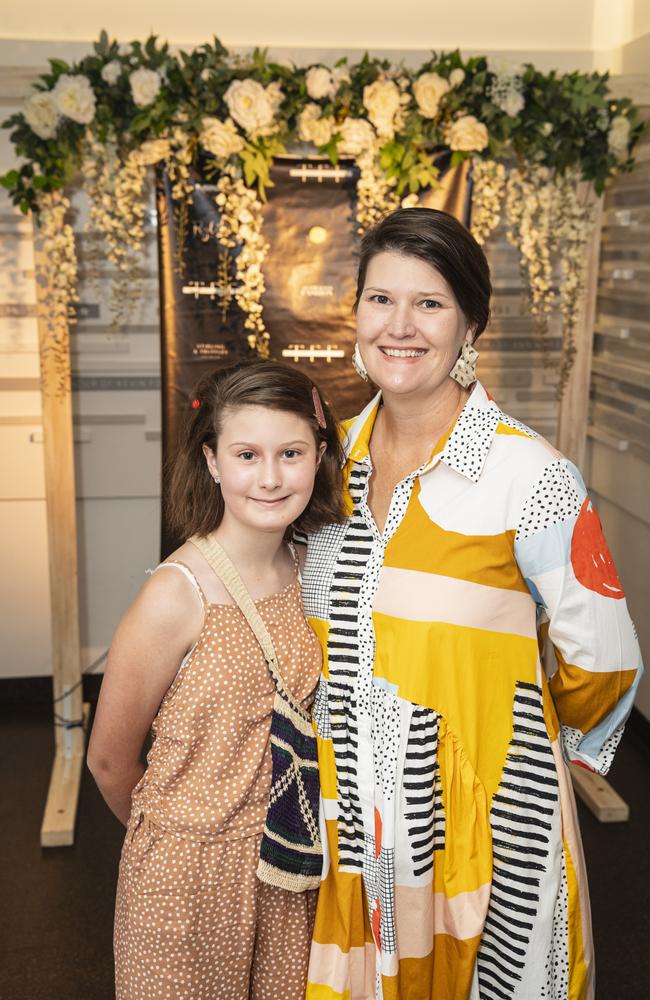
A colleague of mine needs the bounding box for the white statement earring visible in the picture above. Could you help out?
[450,342,479,388]
[352,342,369,382]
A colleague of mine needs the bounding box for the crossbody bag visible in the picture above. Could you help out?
[190,533,322,892]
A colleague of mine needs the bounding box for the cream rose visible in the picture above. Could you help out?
[53,74,96,125]
[363,79,401,139]
[199,117,244,159]
[449,68,466,88]
[129,68,162,107]
[305,65,335,101]
[338,117,376,157]
[413,72,450,119]
[332,65,351,88]
[447,115,489,151]
[101,61,122,85]
[608,115,631,158]
[23,91,60,139]
[265,81,285,114]
[135,138,171,166]
[297,104,333,147]
[224,79,274,134]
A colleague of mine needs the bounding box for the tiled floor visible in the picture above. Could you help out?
[1,700,649,999]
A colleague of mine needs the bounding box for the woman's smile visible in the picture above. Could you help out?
[379,346,428,360]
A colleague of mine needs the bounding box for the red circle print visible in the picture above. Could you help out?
[570,498,624,599]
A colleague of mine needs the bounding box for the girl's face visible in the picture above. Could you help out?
[356,250,474,399]
[204,405,326,536]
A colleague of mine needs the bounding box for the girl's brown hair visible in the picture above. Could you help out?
[166,360,346,540]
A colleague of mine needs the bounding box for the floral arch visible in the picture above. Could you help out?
[2,31,645,392]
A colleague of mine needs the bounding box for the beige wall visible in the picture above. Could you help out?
[0,1,605,52]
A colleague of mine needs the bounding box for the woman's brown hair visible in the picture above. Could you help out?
[354,207,492,338]
[166,360,346,540]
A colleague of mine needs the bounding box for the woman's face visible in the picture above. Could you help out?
[203,405,325,536]
[356,250,474,399]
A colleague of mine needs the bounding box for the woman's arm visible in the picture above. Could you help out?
[87,568,203,825]
[514,458,643,775]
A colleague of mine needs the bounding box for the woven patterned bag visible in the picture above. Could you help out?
[190,534,322,892]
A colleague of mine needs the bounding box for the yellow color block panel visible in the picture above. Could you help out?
[384,481,528,593]
[308,617,331,678]
[312,819,372,951]
[373,613,538,797]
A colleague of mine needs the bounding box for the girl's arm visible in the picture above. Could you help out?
[87,567,203,825]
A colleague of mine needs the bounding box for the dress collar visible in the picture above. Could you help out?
[342,380,500,484]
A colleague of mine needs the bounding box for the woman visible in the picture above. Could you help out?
[299,209,642,1000]
[88,361,345,1000]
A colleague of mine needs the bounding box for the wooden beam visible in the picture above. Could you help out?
[33,215,85,846]
[40,704,91,847]
[555,192,604,468]
[569,763,630,823]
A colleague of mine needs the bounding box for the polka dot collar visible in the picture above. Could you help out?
[343,380,501,484]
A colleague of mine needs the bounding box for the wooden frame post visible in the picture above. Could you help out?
[33,220,86,847]
[553,193,630,822]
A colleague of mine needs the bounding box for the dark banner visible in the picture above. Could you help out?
[157,155,470,555]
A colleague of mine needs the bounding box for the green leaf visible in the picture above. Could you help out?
[0,169,19,189]
[48,58,70,75]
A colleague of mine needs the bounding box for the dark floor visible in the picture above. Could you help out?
[1,699,649,1000]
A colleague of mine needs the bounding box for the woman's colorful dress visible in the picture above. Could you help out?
[300,382,642,1000]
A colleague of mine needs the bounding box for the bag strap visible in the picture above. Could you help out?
[189,533,289,695]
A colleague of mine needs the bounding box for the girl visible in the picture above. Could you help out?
[88,361,345,1000]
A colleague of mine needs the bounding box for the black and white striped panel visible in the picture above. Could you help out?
[327,463,375,870]
[478,681,559,1000]
[403,706,445,878]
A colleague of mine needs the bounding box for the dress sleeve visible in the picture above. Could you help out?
[513,458,643,775]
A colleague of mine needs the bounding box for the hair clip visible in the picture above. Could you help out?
[312,386,327,430]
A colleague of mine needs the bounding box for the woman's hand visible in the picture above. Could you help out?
[87,567,204,825]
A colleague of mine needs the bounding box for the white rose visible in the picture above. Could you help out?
[23,91,60,139]
[297,104,333,146]
[449,68,465,88]
[332,64,351,88]
[129,67,162,107]
[608,115,631,158]
[541,121,553,137]
[101,61,122,85]
[52,74,96,125]
[199,117,244,159]
[497,90,525,117]
[338,117,376,156]
[266,81,284,113]
[224,78,274,134]
[487,57,524,78]
[363,79,401,139]
[135,138,171,166]
[447,115,489,152]
[305,65,335,101]
[413,72,450,119]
